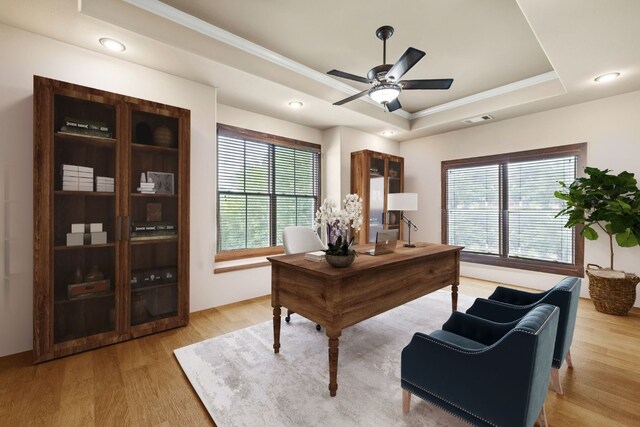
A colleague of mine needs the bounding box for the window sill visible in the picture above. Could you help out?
[214,256,279,274]
[215,246,284,263]
[460,252,584,277]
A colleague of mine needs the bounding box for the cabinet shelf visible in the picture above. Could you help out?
[131,282,177,294]
[54,242,115,251]
[54,291,115,305]
[131,193,178,198]
[130,236,178,245]
[55,132,116,147]
[131,142,178,154]
[55,191,115,197]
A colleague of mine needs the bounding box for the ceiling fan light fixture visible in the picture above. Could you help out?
[288,101,304,109]
[368,84,401,104]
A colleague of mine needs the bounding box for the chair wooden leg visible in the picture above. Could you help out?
[402,389,411,414]
[565,348,574,368]
[536,404,548,427]
[550,368,563,395]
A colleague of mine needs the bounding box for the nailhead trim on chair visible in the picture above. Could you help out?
[402,380,498,426]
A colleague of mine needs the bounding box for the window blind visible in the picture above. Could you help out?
[508,156,576,263]
[442,143,585,276]
[217,126,320,252]
[447,165,500,254]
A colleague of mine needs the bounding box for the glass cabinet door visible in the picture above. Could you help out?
[129,110,180,326]
[386,158,402,235]
[52,95,117,343]
[368,157,385,242]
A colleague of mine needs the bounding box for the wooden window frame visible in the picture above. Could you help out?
[441,143,587,277]
[215,124,321,262]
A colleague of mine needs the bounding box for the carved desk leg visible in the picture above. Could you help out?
[451,281,459,312]
[327,328,342,397]
[273,306,281,354]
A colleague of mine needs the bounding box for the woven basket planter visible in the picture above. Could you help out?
[586,265,640,315]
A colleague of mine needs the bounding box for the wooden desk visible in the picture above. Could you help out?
[268,242,462,396]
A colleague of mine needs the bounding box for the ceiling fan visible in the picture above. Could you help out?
[328,25,454,112]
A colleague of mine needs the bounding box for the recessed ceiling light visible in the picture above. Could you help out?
[381,130,395,137]
[99,38,126,52]
[594,72,620,83]
[288,101,304,109]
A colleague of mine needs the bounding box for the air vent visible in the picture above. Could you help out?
[462,114,493,125]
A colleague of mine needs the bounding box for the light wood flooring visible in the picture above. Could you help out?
[1,277,639,426]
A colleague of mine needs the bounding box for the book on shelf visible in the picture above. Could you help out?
[304,251,326,262]
[59,127,113,139]
[63,117,112,133]
[137,182,156,194]
[131,221,176,232]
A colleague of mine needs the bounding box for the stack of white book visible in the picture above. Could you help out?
[62,164,93,191]
[95,176,115,192]
[304,251,326,262]
[137,182,156,194]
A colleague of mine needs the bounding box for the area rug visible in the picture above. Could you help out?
[174,291,474,426]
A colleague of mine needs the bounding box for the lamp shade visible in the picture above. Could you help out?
[387,193,418,211]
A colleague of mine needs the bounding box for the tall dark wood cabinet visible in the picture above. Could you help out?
[351,150,404,244]
[33,76,190,362]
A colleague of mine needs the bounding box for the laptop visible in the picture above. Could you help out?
[365,230,399,255]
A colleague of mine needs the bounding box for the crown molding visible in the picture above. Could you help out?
[408,71,559,119]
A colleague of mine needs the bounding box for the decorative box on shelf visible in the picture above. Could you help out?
[67,279,111,299]
[66,223,106,246]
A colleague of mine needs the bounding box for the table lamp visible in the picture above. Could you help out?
[387,193,419,247]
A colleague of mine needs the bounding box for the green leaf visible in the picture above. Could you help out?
[581,226,599,240]
[616,229,639,247]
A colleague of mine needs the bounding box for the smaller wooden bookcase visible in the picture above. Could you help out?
[350,150,404,244]
[33,76,190,362]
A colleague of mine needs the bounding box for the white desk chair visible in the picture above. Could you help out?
[282,226,326,331]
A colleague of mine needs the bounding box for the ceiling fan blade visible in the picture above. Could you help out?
[333,89,370,106]
[385,47,426,82]
[386,98,402,112]
[400,79,454,90]
[328,69,372,84]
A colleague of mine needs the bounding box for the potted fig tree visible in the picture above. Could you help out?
[555,167,640,315]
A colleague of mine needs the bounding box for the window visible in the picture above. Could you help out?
[216,124,320,258]
[442,144,586,276]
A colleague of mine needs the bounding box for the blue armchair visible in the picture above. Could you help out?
[466,277,580,394]
[401,304,558,427]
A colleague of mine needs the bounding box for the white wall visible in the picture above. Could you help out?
[400,90,640,306]
[322,127,342,203]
